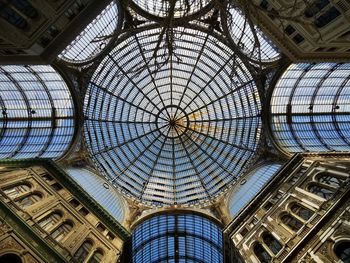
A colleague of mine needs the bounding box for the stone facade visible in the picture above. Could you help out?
[0,160,129,263]
[224,153,350,263]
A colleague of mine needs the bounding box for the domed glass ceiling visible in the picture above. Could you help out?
[84,26,262,206]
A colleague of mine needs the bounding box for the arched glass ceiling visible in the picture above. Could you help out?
[84,26,262,207]
[129,0,211,19]
[228,163,282,217]
[65,168,125,223]
[58,1,121,64]
[132,213,223,263]
[0,65,75,159]
[270,63,350,153]
[224,7,280,62]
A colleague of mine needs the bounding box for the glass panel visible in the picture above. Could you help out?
[253,243,272,263]
[290,203,313,221]
[15,193,41,208]
[262,232,282,255]
[38,212,62,232]
[281,214,303,232]
[74,241,93,262]
[58,1,121,64]
[88,250,104,263]
[132,213,223,263]
[228,163,282,217]
[65,168,125,223]
[318,173,343,188]
[308,185,334,200]
[51,222,73,242]
[3,184,30,198]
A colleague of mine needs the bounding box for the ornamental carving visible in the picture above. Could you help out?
[0,236,23,251]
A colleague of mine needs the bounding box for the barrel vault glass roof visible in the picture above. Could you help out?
[84,26,262,207]
[0,65,75,159]
[270,63,350,153]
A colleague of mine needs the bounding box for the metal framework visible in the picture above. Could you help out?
[228,163,282,217]
[132,212,223,263]
[222,6,280,63]
[58,0,122,65]
[65,168,126,223]
[128,0,213,21]
[0,65,75,159]
[270,63,350,153]
[83,25,262,207]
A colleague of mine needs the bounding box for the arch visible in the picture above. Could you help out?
[0,253,22,263]
[334,240,350,262]
[270,63,350,154]
[290,202,314,221]
[316,172,345,188]
[74,240,93,262]
[0,65,76,160]
[58,1,123,64]
[38,211,63,232]
[281,214,303,232]
[15,192,42,209]
[50,221,74,242]
[87,249,104,263]
[262,232,283,255]
[307,183,334,200]
[223,6,280,63]
[253,242,272,263]
[2,182,31,198]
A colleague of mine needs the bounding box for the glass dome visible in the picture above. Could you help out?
[270,63,350,153]
[65,168,126,223]
[58,1,122,64]
[129,0,212,20]
[84,26,262,207]
[228,163,282,217]
[223,7,280,63]
[0,65,75,159]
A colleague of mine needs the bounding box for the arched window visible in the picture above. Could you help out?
[88,249,104,263]
[51,222,73,242]
[74,241,93,262]
[281,214,303,232]
[308,184,334,200]
[253,243,272,263]
[262,232,282,255]
[0,253,22,263]
[0,2,27,29]
[38,212,62,232]
[15,193,42,209]
[10,0,38,18]
[317,173,344,188]
[334,241,350,263]
[290,203,313,221]
[3,183,31,198]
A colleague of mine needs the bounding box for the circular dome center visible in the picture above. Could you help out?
[156,105,189,138]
